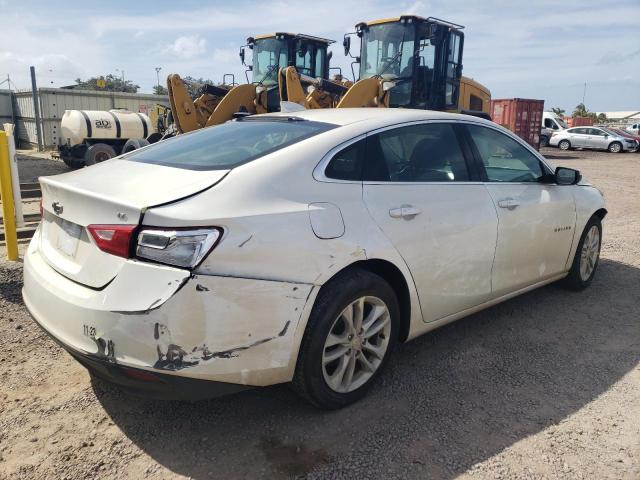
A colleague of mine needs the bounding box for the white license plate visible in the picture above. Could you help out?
[57,220,82,257]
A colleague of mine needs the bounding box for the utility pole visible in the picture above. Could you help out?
[582,82,587,106]
[155,67,162,91]
[30,66,44,152]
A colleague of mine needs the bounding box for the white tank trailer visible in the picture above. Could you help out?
[58,109,153,168]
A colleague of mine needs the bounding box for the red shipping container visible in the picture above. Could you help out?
[490,98,545,150]
[569,116,594,127]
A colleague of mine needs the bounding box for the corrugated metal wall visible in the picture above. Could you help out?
[0,89,14,130]
[13,88,169,148]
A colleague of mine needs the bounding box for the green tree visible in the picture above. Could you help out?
[74,74,139,93]
[181,76,217,98]
[572,103,589,117]
[597,113,607,123]
[153,84,168,95]
[551,107,565,117]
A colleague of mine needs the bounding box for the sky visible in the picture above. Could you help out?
[1,0,638,112]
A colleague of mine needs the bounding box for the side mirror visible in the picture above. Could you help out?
[555,167,581,185]
[327,51,333,62]
[343,36,351,56]
[239,47,245,65]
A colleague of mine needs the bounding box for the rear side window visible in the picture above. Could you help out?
[125,119,335,171]
[364,123,470,182]
[325,140,365,181]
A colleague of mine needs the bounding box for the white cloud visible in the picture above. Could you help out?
[164,35,207,59]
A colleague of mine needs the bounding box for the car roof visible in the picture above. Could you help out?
[257,108,494,129]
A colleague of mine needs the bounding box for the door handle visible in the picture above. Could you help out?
[497,198,520,210]
[389,205,422,219]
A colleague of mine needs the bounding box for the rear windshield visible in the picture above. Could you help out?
[124,118,335,171]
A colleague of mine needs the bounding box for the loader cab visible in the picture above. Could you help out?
[244,33,333,86]
[354,16,464,111]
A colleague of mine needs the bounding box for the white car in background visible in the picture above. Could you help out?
[550,126,637,153]
[23,109,606,409]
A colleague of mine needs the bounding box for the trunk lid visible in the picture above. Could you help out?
[39,159,228,288]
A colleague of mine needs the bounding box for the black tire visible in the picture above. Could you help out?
[84,143,116,166]
[61,155,85,169]
[122,138,150,154]
[146,132,162,144]
[562,215,602,290]
[540,135,550,148]
[558,139,571,151]
[608,141,622,153]
[292,268,400,409]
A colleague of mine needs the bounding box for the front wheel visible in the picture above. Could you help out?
[292,268,399,409]
[558,139,571,150]
[562,216,602,290]
[608,142,622,153]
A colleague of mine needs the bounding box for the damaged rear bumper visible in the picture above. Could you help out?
[23,234,316,395]
[31,315,250,401]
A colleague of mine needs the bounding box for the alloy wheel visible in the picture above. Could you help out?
[580,225,600,281]
[322,296,391,393]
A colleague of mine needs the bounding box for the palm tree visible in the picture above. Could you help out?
[551,107,566,117]
[573,103,589,117]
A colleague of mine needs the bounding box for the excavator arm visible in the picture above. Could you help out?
[336,77,390,108]
[166,74,232,133]
[278,66,350,110]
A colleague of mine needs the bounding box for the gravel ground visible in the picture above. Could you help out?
[0,147,638,479]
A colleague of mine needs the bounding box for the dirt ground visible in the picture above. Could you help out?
[0,148,638,479]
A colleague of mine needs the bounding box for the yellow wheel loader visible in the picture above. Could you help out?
[167,33,345,135]
[338,16,491,118]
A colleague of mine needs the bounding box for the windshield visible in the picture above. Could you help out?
[252,38,288,85]
[360,23,416,79]
[124,119,335,171]
[556,117,569,129]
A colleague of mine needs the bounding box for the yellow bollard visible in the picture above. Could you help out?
[0,131,19,260]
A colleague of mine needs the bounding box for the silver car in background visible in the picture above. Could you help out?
[550,126,638,153]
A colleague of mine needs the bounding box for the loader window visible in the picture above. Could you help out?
[124,119,335,171]
[361,23,416,81]
[253,38,288,85]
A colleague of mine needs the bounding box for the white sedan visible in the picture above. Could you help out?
[23,109,606,409]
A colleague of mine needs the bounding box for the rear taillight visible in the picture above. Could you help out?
[87,224,137,258]
[135,228,222,269]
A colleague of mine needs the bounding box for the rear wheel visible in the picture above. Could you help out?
[608,142,622,153]
[292,268,399,409]
[562,216,602,290]
[146,132,162,144]
[558,139,571,150]
[84,143,116,166]
[122,138,150,154]
[61,156,85,169]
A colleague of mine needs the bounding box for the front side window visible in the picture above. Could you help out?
[588,128,606,136]
[125,119,335,171]
[466,125,544,183]
[570,128,588,135]
[364,123,469,182]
